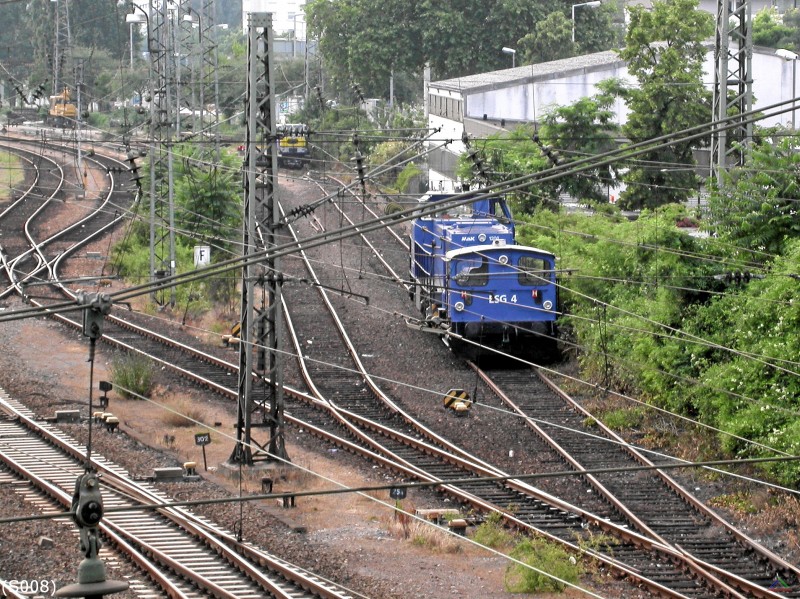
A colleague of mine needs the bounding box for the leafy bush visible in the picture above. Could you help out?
[472,511,515,550]
[512,197,800,485]
[395,162,422,194]
[504,537,582,593]
[110,353,154,399]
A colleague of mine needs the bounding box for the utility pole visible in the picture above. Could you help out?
[230,13,288,465]
[147,0,177,307]
[711,0,753,182]
[75,58,85,195]
[178,0,196,135]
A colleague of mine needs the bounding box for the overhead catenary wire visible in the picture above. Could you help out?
[0,97,796,321]
[6,101,800,440]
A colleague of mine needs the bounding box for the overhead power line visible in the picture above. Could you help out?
[1,96,797,328]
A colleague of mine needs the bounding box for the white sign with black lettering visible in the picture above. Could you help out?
[194,245,211,267]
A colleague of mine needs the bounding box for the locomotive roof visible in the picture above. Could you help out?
[444,244,555,260]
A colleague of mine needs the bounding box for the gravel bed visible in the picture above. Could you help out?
[1,163,795,598]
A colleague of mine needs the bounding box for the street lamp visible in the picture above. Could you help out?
[777,48,798,129]
[126,11,147,69]
[502,46,516,68]
[572,1,601,44]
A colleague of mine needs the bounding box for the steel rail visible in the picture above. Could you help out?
[276,196,739,598]
[0,138,357,599]
[0,394,355,599]
[533,368,800,596]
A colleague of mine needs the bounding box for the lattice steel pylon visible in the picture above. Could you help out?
[711,0,753,182]
[147,0,177,307]
[52,0,72,95]
[230,13,287,465]
[175,0,191,137]
[200,0,221,158]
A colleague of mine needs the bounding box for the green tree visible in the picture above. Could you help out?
[518,12,573,64]
[456,94,619,211]
[779,8,800,51]
[538,92,620,204]
[614,0,713,210]
[519,2,621,65]
[706,137,800,256]
[306,0,619,99]
[752,7,793,48]
[0,3,37,89]
[173,143,242,256]
[569,0,622,55]
[306,0,422,99]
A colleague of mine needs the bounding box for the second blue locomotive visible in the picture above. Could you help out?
[409,192,559,358]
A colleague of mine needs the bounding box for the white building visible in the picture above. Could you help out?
[427,46,800,192]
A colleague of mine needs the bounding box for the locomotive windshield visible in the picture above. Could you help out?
[518,256,553,285]
[454,257,488,286]
[435,203,472,219]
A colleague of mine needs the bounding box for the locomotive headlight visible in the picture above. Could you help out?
[454,301,465,312]
[478,234,486,242]
[498,255,508,264]
[543,300,553,310]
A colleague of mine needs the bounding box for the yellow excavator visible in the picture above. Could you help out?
[48,87,77,128]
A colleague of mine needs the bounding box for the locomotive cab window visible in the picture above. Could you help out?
[518,257,552,286]
[454,257,489,286]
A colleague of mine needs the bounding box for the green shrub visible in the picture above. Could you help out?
[110,353,155,399]
[395,161,421,193]
[472,511,515,550]
[504,537,582,593]
[601,407,645,430]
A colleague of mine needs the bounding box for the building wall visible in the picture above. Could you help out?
[465,65,633,125]
[427,47,798,190]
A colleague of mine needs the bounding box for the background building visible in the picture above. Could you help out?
[427,46,800,192]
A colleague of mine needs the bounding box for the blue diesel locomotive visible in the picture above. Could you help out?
[409,192,558,357]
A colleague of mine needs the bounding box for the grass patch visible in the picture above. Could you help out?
[0,151,24,202]
[386,512,464,554]
[160,397,208,427]
[600,406,645,430]
[110,353,154,399]
[708,491,759,515]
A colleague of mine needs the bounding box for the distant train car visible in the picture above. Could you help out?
[409,192,558,357]
[276,123,310,168]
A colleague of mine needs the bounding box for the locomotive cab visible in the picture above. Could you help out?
[410,193,515,319]
[446,245,557,343]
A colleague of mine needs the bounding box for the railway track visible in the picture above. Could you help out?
[281,170,800,597]
[0,392,358,598]
[472,365,800,597]
[2,135,798,597]
[0,136,361,598]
